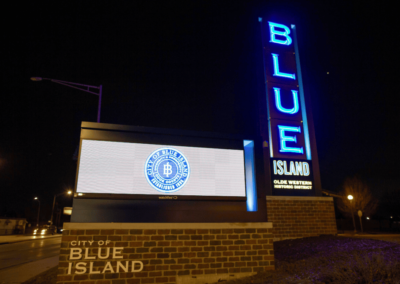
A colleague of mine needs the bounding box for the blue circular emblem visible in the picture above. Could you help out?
[145,148,190,193]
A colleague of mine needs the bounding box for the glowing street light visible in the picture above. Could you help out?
[34,197,40,227]
[50,190,73,225]
[31,77,103,123]
[347,195,356,233]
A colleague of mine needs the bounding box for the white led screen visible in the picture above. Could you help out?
[77,140,246,197]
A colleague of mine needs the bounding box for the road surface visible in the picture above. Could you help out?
[0,237,61,270]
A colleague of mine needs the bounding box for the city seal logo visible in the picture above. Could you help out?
[145,148,190,193]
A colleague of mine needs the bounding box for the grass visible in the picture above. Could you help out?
[22,236,400,284]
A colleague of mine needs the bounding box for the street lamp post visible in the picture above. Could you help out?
[30,77,103,123]
[357,210,364,233]
[34,197,41,227]
[50,190,72,225]
[347,195,357,233]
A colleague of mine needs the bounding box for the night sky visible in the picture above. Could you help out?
[2,1,399,220]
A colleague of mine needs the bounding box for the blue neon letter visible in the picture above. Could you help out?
[273,88,299,114]
[277,125,304,154]
[268,22,292,45]
[272,54,296,80]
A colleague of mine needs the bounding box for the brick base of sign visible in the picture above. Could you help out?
[57,222,274,284]
[266,196,337,241]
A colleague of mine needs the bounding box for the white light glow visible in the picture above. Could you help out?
[77,140,246,197]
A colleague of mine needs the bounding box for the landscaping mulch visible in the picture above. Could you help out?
[219,235,400,284]
[275,235,400,264]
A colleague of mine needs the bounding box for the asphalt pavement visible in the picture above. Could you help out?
[0,235,61,283]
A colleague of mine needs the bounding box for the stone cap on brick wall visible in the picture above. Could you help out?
[64,222,273,230]
[266,196,333,201]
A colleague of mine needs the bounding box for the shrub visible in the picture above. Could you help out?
[320,251,400,284]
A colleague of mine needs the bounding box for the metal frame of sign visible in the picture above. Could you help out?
[73,122,253,202]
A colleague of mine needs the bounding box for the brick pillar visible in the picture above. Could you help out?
[266,196,337,241]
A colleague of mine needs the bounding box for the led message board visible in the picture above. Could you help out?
[259,18,320,196]
[71,123,262,222]
[76,139,247,199]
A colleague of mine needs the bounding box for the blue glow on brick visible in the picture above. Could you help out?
[243,140,257,212]
[273,87,299,114]
[268,22,292,45]
[277,125,304,154]
[272,54,296,80]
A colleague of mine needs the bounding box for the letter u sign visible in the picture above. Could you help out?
[273,88,299,114]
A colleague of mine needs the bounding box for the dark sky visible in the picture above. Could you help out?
[2,1,399,219]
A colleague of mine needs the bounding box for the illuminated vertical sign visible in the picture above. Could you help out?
[259,18,320,195]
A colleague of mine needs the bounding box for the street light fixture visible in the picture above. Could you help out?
[50,190,73,225]
[34,197,41,227]
[30,77,103,123]
[347,195,356,233]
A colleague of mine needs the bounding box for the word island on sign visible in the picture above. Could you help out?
[270,158,314,192]
[67,241,143,275]
[273,160,310,176]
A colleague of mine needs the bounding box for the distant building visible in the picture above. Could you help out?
[0,218,28,235]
